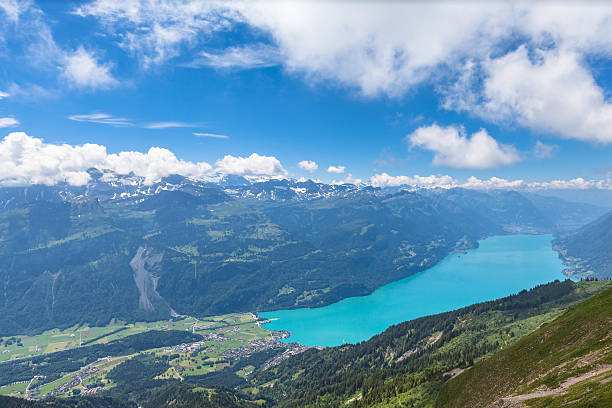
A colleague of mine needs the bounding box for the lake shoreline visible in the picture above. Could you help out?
[261,234,565,347]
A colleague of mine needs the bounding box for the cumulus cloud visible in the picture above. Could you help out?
[327,165,345,174]
[232,2,506,97]
[370,172,612,191]
[68,113,132,126]
[0,132,213,186]
[370,173,458,189]
[298,160,318,173]
[194,132,229,139]
[0,91,9,99]
[533,141,558,159]
[408,124,520,169]
[62,47,118,89]
[462,176,526,190]
[463,176,612,191]
[0,132,290,186]
[68,3,612,92]
[73,1,505,94]
[0,132,108,186]
[330,173,363,185]
[450,47,612,143]
[215,153,287,177]
[0,117,19,127]
[527,178,610,190]
[105,147,212,184]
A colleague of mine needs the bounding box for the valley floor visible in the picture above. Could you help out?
[0,313,303,400]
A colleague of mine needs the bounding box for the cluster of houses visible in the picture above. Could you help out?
[263,343,316,370]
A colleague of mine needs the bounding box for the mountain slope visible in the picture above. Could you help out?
[435,283,612,408]
[555,210,612,278]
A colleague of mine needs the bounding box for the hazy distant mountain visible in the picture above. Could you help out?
[532,188,612,208]
[555,210,612,278]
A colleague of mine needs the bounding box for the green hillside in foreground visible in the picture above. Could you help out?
[435,284,612,408]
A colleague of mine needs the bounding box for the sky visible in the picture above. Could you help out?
[2,0,612,189]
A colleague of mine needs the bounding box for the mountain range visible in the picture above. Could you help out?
[0,172,607,337]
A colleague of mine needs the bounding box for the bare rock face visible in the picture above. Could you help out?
[130,245,164,312]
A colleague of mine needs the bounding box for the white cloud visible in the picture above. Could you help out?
[105,147,212,184]
[0,0,63,70]
[343,173,362,185]
[462,176,612,191]
[144,122,196,129]
[327,165,345,174]
[194,132,229,139]
[462,176,526,190]
[62,47,118,89]
[68,113,132,126]
[74,0,238,68]
[408,124,520,169]
[533,141,558,159]
[192,43,282,69]
[451,46,612,143]
[369,172,612,191]
[69,115,201,129]
[0,132,213,186]
[215,153,287,177]
[298,160,318,173]
[5,83,55,101]
[0,131,609,191]
[0,117,19,127]
[75,1,506,91]
[74,1,612,126]
[0,132,108,186]
[0,0,26,23]
[527,178,609,190]
[232,2,506,97]
[0,91,9,99]
[227,3,612,98]
[370,173,458,189]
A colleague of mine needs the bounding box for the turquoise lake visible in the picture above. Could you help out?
[260,234,565,347]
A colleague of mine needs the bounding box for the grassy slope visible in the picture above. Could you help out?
[435,285,612,408]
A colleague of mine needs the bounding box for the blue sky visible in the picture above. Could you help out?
[2,1,612,189]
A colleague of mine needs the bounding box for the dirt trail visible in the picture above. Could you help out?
[489,365,612,408]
